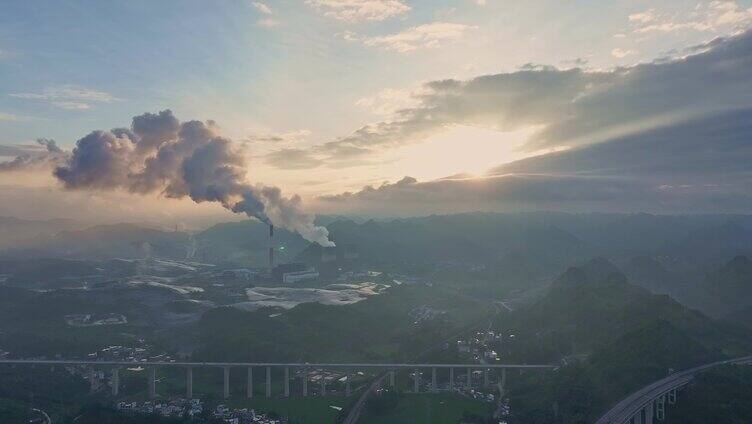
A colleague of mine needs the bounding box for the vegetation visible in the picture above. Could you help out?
[666,365,752,423]
[360,393,491,424]
[186,283,490,363]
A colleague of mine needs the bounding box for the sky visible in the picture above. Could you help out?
[1,0,752,228]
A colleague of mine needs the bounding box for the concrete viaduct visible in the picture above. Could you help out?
[0,360,555,400]
[595,355,752,424]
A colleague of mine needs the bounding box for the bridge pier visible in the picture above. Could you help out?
[345,377,351,397]
[413,369,420,393]
[656,394,666,420]
[246,367,253,398]
[284,367,290,398]
[223,367,230,399]
[89,369,97,394]
[320,378,326,396]
[645,401,654,424]
[148,367,156,399]
[266,366,271,398]
[186,367,193,398]
[667,389,676,405]
[467,367,472,389]
[111,368,119,397]
[431,367,437,392]
[389,370,395,388]
[500,369,507,398]
[303,374,308,397]
[449,367,454,391]
[634,410,642,424]
[484,369,489,387]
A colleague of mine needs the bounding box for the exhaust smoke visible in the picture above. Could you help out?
[51,110,334,246]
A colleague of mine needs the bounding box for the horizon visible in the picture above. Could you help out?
[2,1,752,236]
[1,4,752,423]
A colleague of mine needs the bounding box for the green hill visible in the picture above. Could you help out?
[504,258,752,424]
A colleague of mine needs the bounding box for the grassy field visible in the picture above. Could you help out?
[360,393,492,424]
[224,396,353,423]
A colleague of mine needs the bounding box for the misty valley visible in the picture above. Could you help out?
[0,213,751,423]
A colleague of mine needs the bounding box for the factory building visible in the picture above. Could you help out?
[272,263,319,283]
[282,268,320,283]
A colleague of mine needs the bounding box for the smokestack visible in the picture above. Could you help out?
[268,224,274,269]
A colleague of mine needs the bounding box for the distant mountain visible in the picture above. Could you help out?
[507,258,751,363]
[506,258,752,423]
[195,219,309,266]
[0,216,87,249]
[2,212,751,275]
[700,256,752,318]
[621,255,696,296]
[0,223,190,261]
[321,213,592,270]
[672,221,752,263]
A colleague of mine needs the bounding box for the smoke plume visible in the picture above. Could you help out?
[51,110,334,246]
[0,138,68,172]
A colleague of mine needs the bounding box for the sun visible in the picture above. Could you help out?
[388,125,540,181]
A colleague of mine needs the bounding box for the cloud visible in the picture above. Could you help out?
[257,18,280,27]
[630,1,752,34]
[355,88,417,115]
[319,108,752,214]
[629,9,657,24]
[0,112,22,121]
[611,48,636,58]
[306,0,410,22]
[251,1,273,14]
[561,57,589,68]
[0,139,68,173]
[289,28,752,169]
[246,129,312,144]
[265,148,324,170]
[359,22,476,52]
[9,85,117,110]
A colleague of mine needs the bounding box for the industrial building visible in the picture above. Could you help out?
[272,263,319,284]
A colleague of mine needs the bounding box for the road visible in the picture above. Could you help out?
[342,295,522,424]
[31,408,51,424]
[342,372,388,424]
[0,359,553,369]
[595,355,752,424]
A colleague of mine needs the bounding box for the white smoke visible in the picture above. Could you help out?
[51,110,334,246]
[0,138,68,172]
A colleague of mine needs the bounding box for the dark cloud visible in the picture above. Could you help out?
[319,108,752,214]
[52,110,333,245]
[131,109,181,155]
[302,29,752,166]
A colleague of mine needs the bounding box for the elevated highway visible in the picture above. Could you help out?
[0,359,555,400]
[596,355,752,424]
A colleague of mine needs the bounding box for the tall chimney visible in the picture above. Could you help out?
[268,224,274,268]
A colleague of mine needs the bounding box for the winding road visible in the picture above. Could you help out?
[595,355,752,424]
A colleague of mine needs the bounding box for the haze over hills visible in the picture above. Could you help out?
[0,212,751,423]
[504,258,752,423]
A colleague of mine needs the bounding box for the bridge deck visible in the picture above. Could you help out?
[0,359,556,369]
[595,355,752,424]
